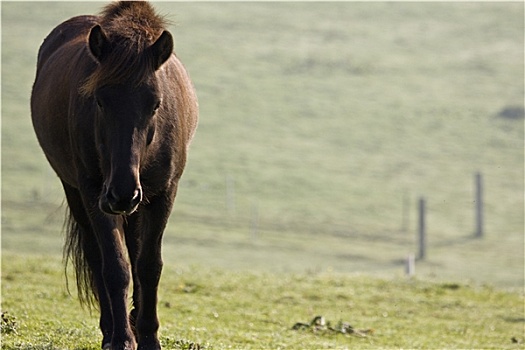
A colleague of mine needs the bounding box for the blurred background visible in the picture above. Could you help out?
[2,2,523,290]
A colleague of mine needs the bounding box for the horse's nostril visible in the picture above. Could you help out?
[106,187,120,204]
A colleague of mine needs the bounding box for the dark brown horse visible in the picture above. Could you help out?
[30,2,198,349]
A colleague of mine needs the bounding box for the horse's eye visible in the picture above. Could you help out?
[96,98,104,110]
[153,101,161,113]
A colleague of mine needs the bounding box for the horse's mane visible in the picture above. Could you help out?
[100,1,167,47]
[80,1,169,96]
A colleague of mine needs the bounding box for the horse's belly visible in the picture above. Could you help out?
[33,119,78,187]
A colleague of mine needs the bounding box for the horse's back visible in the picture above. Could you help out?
[33,15,97,109]
[167,54,199,148]
[36,16,97,73]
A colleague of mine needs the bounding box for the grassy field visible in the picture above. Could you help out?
[1,1,524,348]
[2,253,524,349]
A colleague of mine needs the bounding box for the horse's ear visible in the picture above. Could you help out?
[88,25,109,62]
[150,31,173,70]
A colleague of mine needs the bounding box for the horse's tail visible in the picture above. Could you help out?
[63,206,98,309]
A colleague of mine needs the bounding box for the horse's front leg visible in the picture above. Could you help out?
[124,215,141,338]
[97,223,136,350]
[83,200,135,349]
[134,192,175,350]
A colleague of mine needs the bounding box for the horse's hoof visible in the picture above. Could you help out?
[102,342,136,350]
[137,345,161,350]
[137,339,161,350]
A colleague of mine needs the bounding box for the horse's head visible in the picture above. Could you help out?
[86,25,173,215]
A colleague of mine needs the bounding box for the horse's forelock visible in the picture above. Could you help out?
[80,45,155,96]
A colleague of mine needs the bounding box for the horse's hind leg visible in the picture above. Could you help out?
[62,182,113,348]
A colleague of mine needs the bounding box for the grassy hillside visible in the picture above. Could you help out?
[1,0,523,292]
[1,253,524,349]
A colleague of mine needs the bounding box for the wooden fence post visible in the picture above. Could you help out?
[475,172,484,238]
[406,253,415,277]
[418,197,426,260]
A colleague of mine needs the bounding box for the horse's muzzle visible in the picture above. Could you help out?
[100,185,142,215]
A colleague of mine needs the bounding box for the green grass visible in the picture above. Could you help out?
[2,253,524,349]
[1,2,524,347]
